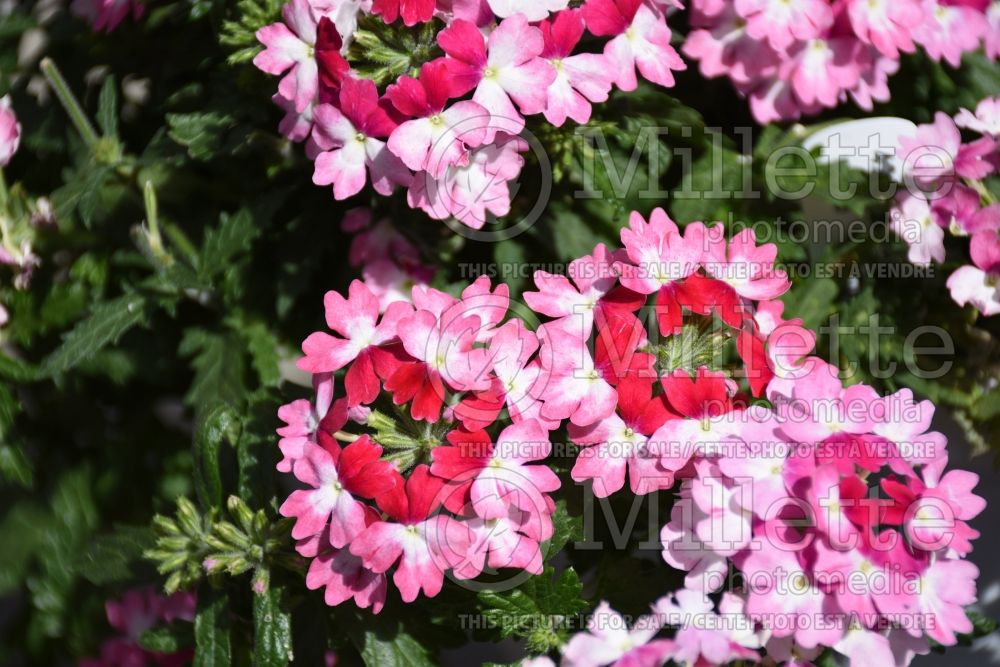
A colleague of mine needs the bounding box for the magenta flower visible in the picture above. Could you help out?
[437,16,556,137]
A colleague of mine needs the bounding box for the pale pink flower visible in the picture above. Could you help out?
[539,10,614,127]
[298,279,411,373]
[561,601,674,667]
[947,264,1000,315]
[955,95,1000,136]
[655,589,762,665]
[536,318,617,427]
[701,226,790,301]
[913,0,988,68]
[279,439,396,547]
[408,133,526,229]
[582,0,686,91]
[846,0,923,58]
[683,4,780,86]
[734,0,834,51]
[385,59,490,178]
[487,0,568,21]
[254,0,320,112]
[349,466,471,602]
[987,1,1000,59]
[0,97,20,167]
[890,192,946,266]
[525,243,620,335]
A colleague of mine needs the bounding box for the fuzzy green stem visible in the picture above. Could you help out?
[334,430,360,443]
[40,57,100,150]
[143,180,163,249]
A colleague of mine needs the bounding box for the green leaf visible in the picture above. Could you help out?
[40,293,152,377]
[351,619,435,667]
[97,76,119,139]
[252,581,293,667]
[167,112,235,161]
[75,525,156,585]
[193,587,232,667]
[0,504,50,594]
[477,566,588,651]
[241,321,281,388]
[782,277,838,332]
[139,622,195,653]
[179,329,248,411]
[0,444,33,489]
[200,209,261,279]
[193,403,242,508]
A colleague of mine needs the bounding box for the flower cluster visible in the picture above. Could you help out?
[890,95,1000,315]
[280,206,984,664]
[80,587,196,667]
[684,0,1000,123]
[254,0,686,228]
[278,273,566,610]
[511,208,984,666]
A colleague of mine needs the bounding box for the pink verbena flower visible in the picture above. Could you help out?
[538,10,614,127]
[279,438,398,547]
[955,95,1000,136]
[913,0,989,67]
[349,465,471,602]
[846,0,923,58]
[0,97,20,167]
[71,0,144,32]
[568,374,679,497]
[582,0,686,91]
[311,77,411,200]
[656,589,761,664]
[254,0,321,112]
[561,601,674,667]
[385,59,490,177]
[734,0,833,50]
[437,16,556,137]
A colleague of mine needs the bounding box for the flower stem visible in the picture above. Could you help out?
[333,430,360,443]
[39,58,100,150]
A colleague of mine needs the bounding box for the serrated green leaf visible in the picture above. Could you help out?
[139,622,194,653]
[252,581,293,666]
[40,293,152,377]
[352,620,435,667]
[241,321,281,388]
[200,209,261,279]
[167,112,235,161]
[179,329,248,411]
[193,587,232,667]
[75,525,156,585]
